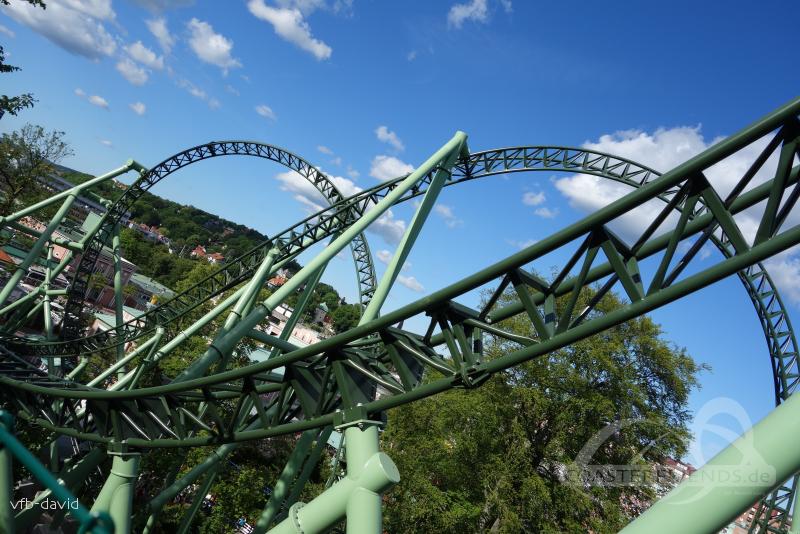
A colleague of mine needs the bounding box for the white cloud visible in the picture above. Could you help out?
[407,50,417,61]
[126,41,164,69]
[187,18,241,72]
[275,170,361,213]
[554,124,800,302]
[255,104,277,120]
[317,145,333,155]
[176,79,219,109]
[99,139,113,147]
[2,0,116,59]
[499,0,512,12]
[129,102,146,115]
[507,238,538,250]
[132,0,194,11]
[275,0,326,14]
[87,94,109,109]
[397,274,424,292]
[522,191,545,206]
[331,156,342,166]
[116,58,149,85]
[375,125,404,152]
[146,17,175,54]
[370,155,414,181]
[74,88,86,97]
[375,249,411,270]
[346,166,359,179]
[534,206,558,219]
[0,24,16,38]
[225,84,240,96]
[247,0,332,60]
[63,0,115,20]
[434,203,463,228]
[447,0,488,28]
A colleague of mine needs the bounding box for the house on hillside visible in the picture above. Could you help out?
[207,252,225,264]
[190,245,207,258]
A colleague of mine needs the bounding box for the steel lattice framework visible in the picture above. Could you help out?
[0,98,799,533]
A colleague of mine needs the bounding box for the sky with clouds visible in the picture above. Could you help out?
[2,0,799,464]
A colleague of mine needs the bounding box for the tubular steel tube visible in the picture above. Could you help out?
[621,391,800,534]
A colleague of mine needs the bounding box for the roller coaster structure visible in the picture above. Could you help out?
[0,97,799,533]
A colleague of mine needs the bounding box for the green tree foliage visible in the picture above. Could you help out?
[382,286,707,533]
[0,124,72,215]
[331,303,360,333]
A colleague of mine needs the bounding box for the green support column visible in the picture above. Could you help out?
[268,423,399,534]
[343,424,384,534]
[90,450,140,534]
[622,390,800,534]
[112,224,126,379]
[791,478,800,534]
[360,133,466,322]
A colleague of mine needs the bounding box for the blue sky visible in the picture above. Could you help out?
[2,0,799,465]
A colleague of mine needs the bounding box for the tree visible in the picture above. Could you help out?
[0,124,72,215]
[0,0,47,119]
[382,285,707,533]
[331,303,360,333]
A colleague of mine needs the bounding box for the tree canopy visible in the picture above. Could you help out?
[382,286,707,533]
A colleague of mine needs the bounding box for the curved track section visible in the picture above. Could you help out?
[57,141,378,341]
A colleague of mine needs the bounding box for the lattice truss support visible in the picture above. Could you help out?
[0,98,798,533]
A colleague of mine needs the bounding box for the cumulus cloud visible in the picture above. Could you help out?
[397,274,424,292]
[370,155,414,181]
[375,125,404,152]
[346,166,359,179]
[76,90,109,109]
[317,145,333,155]
[534,206,558,219]
[434,203,463,228]
[0,24,16,38]
[375,249,411,270]
[116,58,149,85]
[247,0,332,60]
[554,124,800,302]
[187,18,242,72]
[126,41,164,69]
[255,104,277,120]
[63,0,115,20]
[447,0,488,28]
[147,17,175,54]
[129,102,146,115]
[2,0,116,59]
[88,95,109,108]
[522,191,545,206]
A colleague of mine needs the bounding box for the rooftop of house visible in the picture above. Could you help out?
[129,273,175,297]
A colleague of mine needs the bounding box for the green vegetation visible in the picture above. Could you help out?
[0,125,72,216]
[381,287,706,533]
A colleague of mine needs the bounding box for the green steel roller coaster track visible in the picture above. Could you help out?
[0,96,799,533]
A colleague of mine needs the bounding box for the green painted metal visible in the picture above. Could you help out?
[0,98,799,533]
[0,412,114,533]
[621,390,800,533]
[90,451,139,534]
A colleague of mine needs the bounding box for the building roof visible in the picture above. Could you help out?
[129,273,175,297]
[319,302,329,312]
[0,248,16,265]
